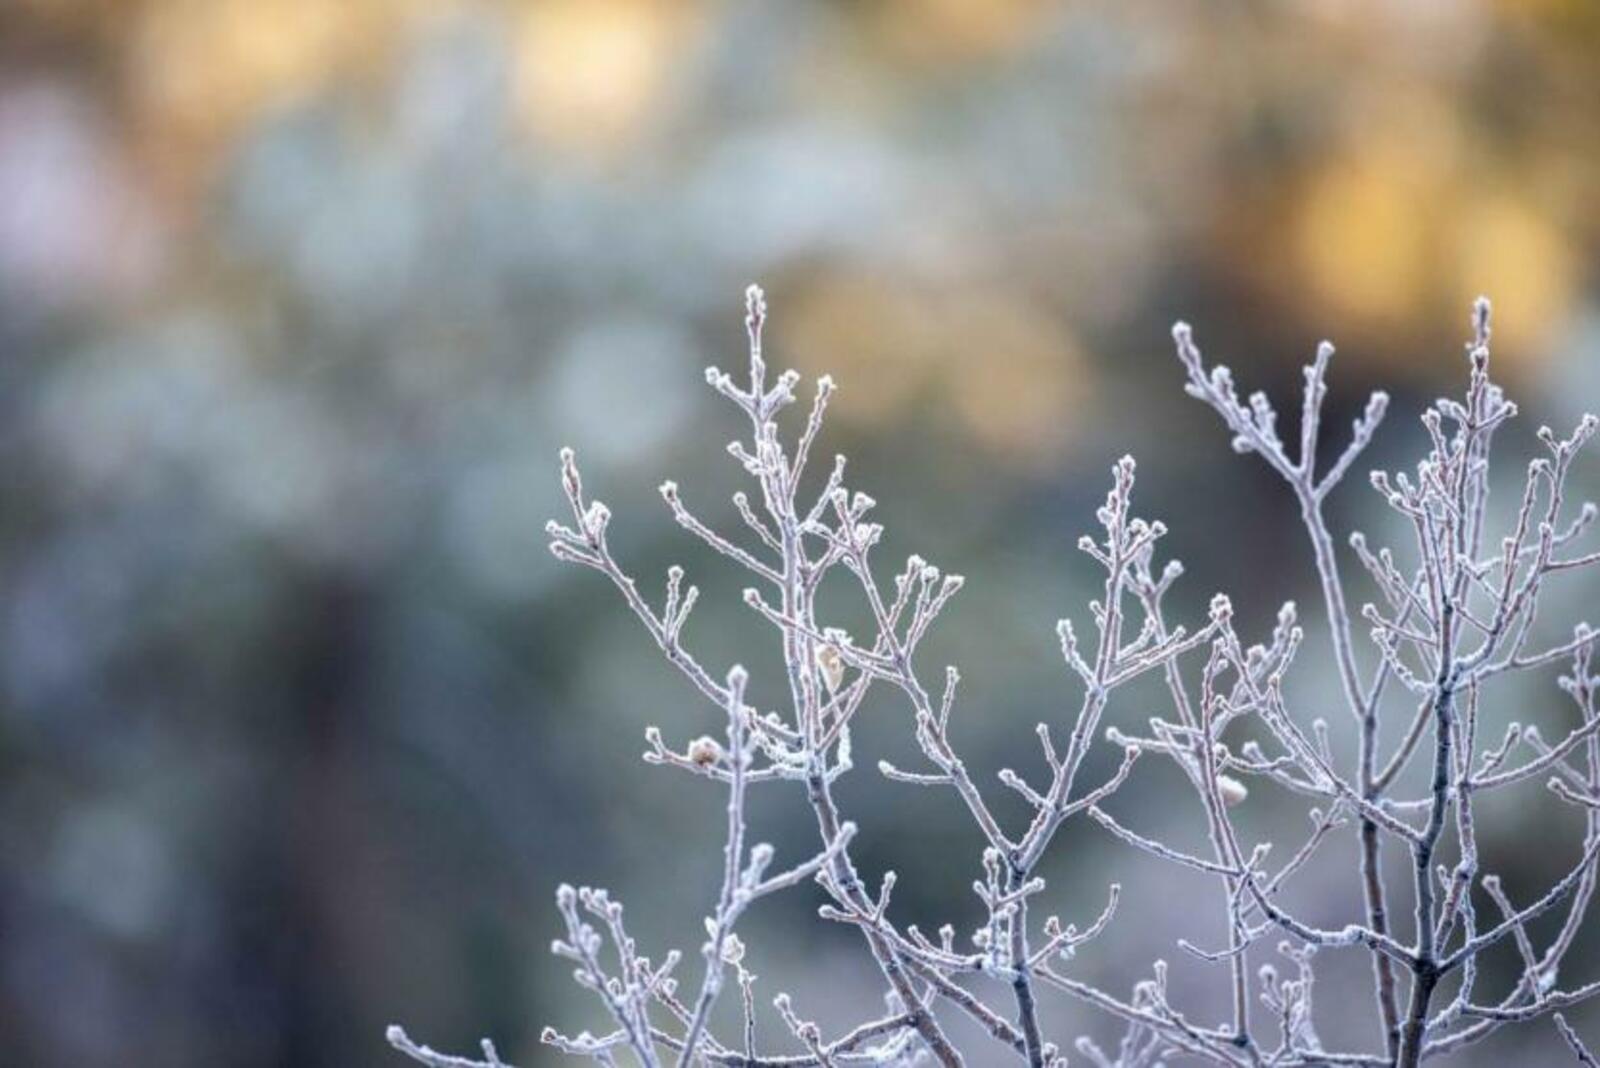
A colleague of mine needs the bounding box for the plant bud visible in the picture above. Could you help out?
[687,736,722,767]
[816,645,845,694]
[1216,774,1249,808]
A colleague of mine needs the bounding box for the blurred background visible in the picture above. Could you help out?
[2,0,1600,1064]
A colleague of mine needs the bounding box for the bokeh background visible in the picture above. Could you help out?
[3,1,1600,1065]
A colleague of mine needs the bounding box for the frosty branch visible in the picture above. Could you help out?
[391,290,1600,1067]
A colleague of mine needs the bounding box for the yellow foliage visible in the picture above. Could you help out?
[870,0,1052,65]
[512,0,703,158]
[1291,94,1579,364]
[131,0,395,137]
[1449,191,1577,360]
[779,272,1086,465]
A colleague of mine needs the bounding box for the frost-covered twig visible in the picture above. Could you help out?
[1556,1014,1599,1066]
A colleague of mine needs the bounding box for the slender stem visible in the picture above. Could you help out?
[1301,492,1402,1057]
[679,671,752,1066]
[1006,863,1046,1067]
[768,439,963,1067]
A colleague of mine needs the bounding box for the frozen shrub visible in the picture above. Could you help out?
[391,290,1600,1067]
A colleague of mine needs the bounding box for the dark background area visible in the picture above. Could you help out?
[1,1,1599,1064]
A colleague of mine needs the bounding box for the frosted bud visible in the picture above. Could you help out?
[816,645,846,694]
[1209,594,1233,623]
[705,917,746,964]
[1216,774,1249,808]
[687,736,723,767]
